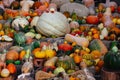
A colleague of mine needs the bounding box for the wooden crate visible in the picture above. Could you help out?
[101,68,120,80]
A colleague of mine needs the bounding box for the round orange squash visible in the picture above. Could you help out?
[6,50,19,60]
[91,50,101,59]
[86,16,99,24]
[73,54,82,64]
[7,63,16,74]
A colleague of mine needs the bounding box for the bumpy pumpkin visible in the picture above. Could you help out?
[35,11,70,37]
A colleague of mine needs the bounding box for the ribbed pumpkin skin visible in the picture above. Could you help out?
[6,50,19,60]
[104,51,120,70]
[36,11,70,37]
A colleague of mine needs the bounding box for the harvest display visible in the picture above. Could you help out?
[0,0,120,80]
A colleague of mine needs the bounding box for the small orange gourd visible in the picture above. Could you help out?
[91,50,101,59]
[73,54,82,64]
[80,50,88,55]
[7,63,16,74]
[32,48,41,54]
[93,33,100,39]
[19,50,26,60]
[97,60,104,68]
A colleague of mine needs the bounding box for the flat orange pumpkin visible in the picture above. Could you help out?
[6,50,19,60]
[86,16,99,24]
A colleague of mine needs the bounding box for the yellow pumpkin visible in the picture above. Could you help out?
[34,51,46,58]
[45,49,56,59]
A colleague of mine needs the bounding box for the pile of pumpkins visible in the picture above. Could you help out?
[0,0,120,80]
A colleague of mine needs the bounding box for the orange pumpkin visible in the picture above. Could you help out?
[32,48,41,54]
[7,63,16,74]
[110,27,120,34]
[44,2,49,8]
[73,54,82,64]
[69,76,76,80]
[91,50,101,59]
[93,33,100,39]
[6,50,19,60]
[86,16,99,24]
[19,50,26,60]
[97,60,104,68]
[80,50,88,55]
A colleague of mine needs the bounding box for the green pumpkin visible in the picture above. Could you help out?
[104,49,120,70]
[30,41,40,50]
[14,32,26,46]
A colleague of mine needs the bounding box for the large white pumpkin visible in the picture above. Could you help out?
[35,11,70,37]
